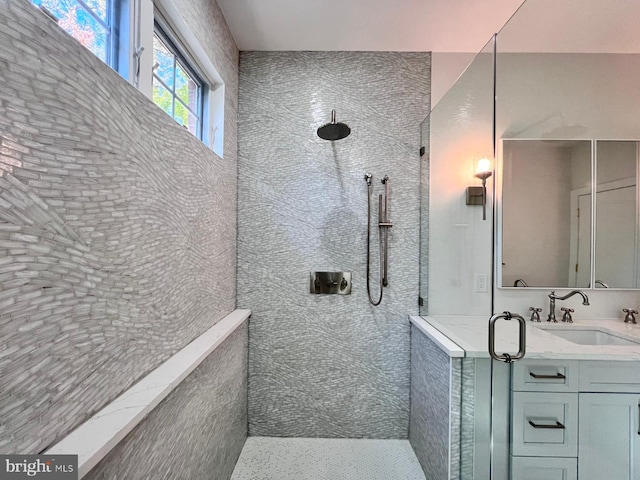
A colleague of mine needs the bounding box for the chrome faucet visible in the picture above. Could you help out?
[547,290,590,323]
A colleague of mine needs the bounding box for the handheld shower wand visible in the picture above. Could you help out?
[365,173,392,306]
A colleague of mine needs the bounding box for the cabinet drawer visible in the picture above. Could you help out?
[512,392,578,457]
[511,456,577,480]
[512,360,579,392]
[579,361,640,393]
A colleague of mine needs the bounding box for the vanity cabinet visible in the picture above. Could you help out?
[510,360,640,480]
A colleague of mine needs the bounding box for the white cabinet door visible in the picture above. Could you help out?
[511,456,577,480]
[579,393,640,480]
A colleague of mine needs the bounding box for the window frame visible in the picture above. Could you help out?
[152,20,206,140]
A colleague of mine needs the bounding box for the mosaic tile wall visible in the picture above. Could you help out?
[85,323,248,480]
[238,51,431,437]
[460,358,476,480]
[0,0,238,454]
[410,325,461,479]
[449,357,462,480]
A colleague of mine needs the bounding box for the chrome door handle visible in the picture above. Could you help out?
[488,311,526,363]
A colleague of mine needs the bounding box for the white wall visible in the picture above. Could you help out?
[428,50,495,315]
[430,52,478,107]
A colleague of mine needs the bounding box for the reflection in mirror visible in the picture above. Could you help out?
[595,141,639,288]
[501,139,591,288]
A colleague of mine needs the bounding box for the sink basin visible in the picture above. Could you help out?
[542,327,640,346]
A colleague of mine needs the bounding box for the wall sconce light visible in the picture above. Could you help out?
[466,157,493,220]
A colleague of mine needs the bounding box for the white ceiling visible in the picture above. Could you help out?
[217,0,640,54]
[217,0,525,53]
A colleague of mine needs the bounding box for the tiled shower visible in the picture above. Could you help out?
[237,51,430,438]
[0,0,436,478]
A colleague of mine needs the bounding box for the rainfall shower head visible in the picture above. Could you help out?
[317,110,351,141]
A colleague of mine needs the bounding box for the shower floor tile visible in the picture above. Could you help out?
[230,437,426,480]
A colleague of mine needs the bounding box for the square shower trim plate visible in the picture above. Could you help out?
[310,272,352,295]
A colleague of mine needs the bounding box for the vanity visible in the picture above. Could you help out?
[413,133,640,479]
[409,315,640,480]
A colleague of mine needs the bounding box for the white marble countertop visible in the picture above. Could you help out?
[409,316,465,357]
[413,314,640,361]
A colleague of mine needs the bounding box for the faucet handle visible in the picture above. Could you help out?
[561,307,574,323]
[529,307,542,322]
[623,308,638,324]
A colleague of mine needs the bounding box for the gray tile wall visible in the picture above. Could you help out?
[410,325,461,479]
[449,357,462,480]
[0,0,238,454]
[460,358,476,480]
[85,323,247,480]
[238,52,431,438]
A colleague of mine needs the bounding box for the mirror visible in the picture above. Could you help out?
[595,140,639,288]
[500,139,591,288]
[500,139,640,289]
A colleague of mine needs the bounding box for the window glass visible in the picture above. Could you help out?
[152,77,173,116]
[152,26,203,139]
[153,35,174,89]
[84,0,108,22]
[32,0,113,64]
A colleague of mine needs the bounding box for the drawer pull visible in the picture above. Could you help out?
[528,420,565,429]
[529,372,566,380]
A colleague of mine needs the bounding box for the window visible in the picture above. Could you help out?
[152,23,204,139]
[30,0,224,154]
[32,0,120,67]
